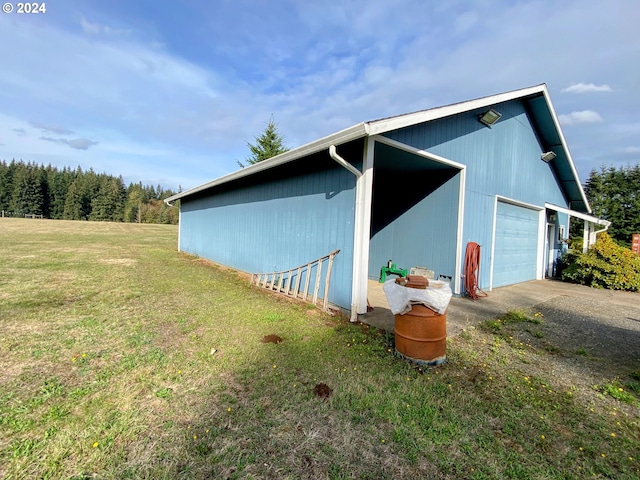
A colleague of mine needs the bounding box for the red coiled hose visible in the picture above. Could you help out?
[464,242,487,300]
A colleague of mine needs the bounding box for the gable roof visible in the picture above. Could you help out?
[167,84,590,213]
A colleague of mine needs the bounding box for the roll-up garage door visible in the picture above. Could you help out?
[493,201,540,288]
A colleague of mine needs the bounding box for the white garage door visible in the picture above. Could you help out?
[493,201,540,288]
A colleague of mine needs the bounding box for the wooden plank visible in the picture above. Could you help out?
[312,260,323,305]
[302,263,311,301]
[284,271,292,295]
[293,267,302,299]
[322,253,336,311]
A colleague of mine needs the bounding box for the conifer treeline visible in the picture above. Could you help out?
[0,160,179,224]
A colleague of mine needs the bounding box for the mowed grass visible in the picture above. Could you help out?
[1,218,638,479]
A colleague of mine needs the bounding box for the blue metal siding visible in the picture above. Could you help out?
[493,202,539,287]
[368,173,460,281]
[179,158,357,310]
[384,99,570,290]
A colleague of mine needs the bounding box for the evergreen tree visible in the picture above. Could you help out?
[0,160,15,214]
[124,183,145,223]
[39,164,50,217]
[90,176,125,221]
[238,116,289,167]
[585,165,640,246]
[9,163,44,216]
[63,178,85,220]
[47,165,72,219]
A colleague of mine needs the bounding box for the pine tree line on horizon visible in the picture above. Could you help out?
[0,159,179,224]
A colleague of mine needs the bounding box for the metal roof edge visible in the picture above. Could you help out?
[366,84,547,135]
[538,88,592,214]
[545,203,610,226]
[166,122,368,202]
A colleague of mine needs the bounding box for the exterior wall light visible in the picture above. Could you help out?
[541,151,557,162]
[479,109,501,126]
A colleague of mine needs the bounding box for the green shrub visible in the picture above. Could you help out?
[561,232,640,291]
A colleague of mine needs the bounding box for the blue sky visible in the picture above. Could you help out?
[0,0,638,191]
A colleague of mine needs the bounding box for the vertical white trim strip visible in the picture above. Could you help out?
[536,209,546,280]
[454,168,466,295]
[350,137,375,320]
[178,207,182,252]
[489,197,499,291]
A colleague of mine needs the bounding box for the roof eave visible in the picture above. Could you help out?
[367,84,548,135]
[545,203,610,227]
[166,122,369,203]
[537,88,592,214]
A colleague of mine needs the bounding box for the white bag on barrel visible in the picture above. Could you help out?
[383,278,452,315]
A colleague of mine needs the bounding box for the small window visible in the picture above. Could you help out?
[558,225,566,242]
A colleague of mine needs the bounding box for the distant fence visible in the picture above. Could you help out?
[0,211,44,218]
[251,249,340,313]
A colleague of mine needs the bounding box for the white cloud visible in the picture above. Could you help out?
[619,146,640,155]
[29,121,74,135]
[40,137,99,150]
[558,110,604,126]
[80,17,130,36]
[561,83,613,94]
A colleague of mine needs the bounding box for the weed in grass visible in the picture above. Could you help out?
[625,381,640,394]
[526,328,544,339]
[576,348,589,356]
[155,387,173,399]
[11,438,43,458]
[482,309,542,333]
[44,404,70,420]
[264,312,283,322]
[595,382,638,404]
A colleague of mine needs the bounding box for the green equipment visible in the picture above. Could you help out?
[379,261,408,283]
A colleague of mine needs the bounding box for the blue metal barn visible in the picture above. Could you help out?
[166,84,609,320]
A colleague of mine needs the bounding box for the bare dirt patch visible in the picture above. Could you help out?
[261,334,283,344]
[313,383,333,399]
[99,258,137,266]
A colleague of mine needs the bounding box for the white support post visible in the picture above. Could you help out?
[350,137,375,321]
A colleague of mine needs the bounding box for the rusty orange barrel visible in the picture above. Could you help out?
[394,304,446,366]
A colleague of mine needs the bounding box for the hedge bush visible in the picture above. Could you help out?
[562,232,640,291]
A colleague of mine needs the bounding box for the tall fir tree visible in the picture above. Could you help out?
[9,163,44,216]
[238,116,289,167]
[90,176,125,221]
[63,178,85,220]
[0,160,16,213]
[584,164,640,245]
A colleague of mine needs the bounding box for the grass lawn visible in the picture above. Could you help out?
[1,218,638,479]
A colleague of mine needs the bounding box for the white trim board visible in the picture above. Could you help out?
[544,203,610,227]
[351,137,375,319]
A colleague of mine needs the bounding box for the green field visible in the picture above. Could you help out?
[1,218,638,479]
